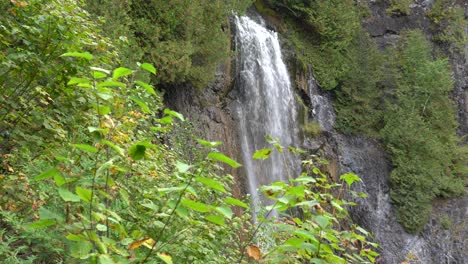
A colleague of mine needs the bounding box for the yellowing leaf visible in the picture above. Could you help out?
[128,238,153,250]
[246,245,261,260]
[157,252,173,264]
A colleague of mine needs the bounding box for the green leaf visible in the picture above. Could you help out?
[129,143,147,160]
[98,254,115,264]
[54,173,66,187]
[61,52,93,60]
[119,189,130,206]
[96,224,108,232]
[112,67,133,80]
[158,186,185,193]
[34,168,60,181]
[140,63,156,75]
[291,176,317,184]
[68,77,91,86]
[284,237,302,248]
[38,207,60,220]
[71,144,98,153]
[253,148,272,160]
[163,108,184,121]
[196,138,222,147]
[95,104,111,115]
[70,240,93,259]
[26,219,56,229]
[93,71,107,79]
[224,197,248,208]
[340,172,361,186]
[158,116,173,124]
[135,80,156,96]
[175,161,191,173]
[97,87,113,100]
[102,140,124,156]
[90,67,111,75]
[59,187,81,202]
[286,186,305,196]
[157,252,173,264]
[207,152,241,168]
[76,187,92,203]
[195,177,226,193]
[98,81,126,88]
[88,126,109,134]
[311,258,328,264]
[295,200,319,208]
[66,233,85,241]
[205,214,225,226]
[181,199,212,213]
[215,206,233,219]
[315,215,329,229]
[331,201,343,212]
[302,242,318,253]
[294,230,317,242]
[129,96,150,114]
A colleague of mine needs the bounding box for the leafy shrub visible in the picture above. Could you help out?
[303,121,322,137]
[426,0,467,52]
[85,0,253,89]
[247,144,379,263]
[333,31,385,135]
[381,30,464,233]
[386,0,413,15]
[264,0,361,90]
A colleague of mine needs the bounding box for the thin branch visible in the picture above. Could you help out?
[141,167,203,263]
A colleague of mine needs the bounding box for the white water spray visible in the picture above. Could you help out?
[235,16,299,213]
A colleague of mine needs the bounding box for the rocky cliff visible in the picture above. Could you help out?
[163,1,467,263]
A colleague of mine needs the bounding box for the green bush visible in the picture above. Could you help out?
[265,0,361,90]
[381,30,464,233]
[387,0,413,15]
[426,0,467,52]
[85,0,253,89]
[303,121,322,137]
[333,31,385,135]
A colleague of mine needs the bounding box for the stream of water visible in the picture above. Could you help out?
[235,15,299,214]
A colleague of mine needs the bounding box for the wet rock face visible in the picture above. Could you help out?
[301,70,467,263]
[337,1,467,263]
[163,2,467,263]
[163,61,247,201]
[364,0,468,139]
[337,135,468,264]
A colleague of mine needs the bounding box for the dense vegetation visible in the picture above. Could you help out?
[0,1,464,262]
[0,0,378,263]
[381,30,464,232]
[258,0,465,233]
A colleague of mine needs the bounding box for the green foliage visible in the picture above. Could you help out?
[303,121,322,137]
[426,0,467,51]
[333,32,385,135]
[387,0,413,15]
[247,145,379,263]
[85,0,253,89]
[0,0,111,155]
[0,1,379,262]
[381,30,464,233]
[266,0,362,90]
[439,214,453,230]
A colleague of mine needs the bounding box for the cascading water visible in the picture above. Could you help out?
[234,15,299,213]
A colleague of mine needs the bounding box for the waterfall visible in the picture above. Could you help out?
[234,16,299,213]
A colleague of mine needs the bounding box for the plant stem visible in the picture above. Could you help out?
[141,166,203,263]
